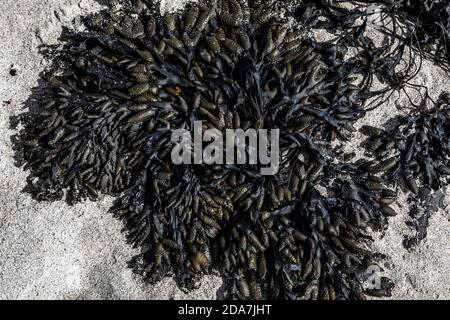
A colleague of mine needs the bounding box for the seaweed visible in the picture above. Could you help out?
[12,0,450,300]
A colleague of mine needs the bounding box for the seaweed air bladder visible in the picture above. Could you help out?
[14,0,450,300]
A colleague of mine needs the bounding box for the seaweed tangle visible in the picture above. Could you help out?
[360,95,450,194]
[13,0,450,299]
[360,95,450,250]
[294,0,450,72]
[403,188,447,250]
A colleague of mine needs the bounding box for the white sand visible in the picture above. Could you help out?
[0,0,448,300]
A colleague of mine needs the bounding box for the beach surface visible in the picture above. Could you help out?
[0,0,448,300]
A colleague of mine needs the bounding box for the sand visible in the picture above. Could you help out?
[0,0,448,300]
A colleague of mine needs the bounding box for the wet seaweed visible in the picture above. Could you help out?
[294,0,450,72]
[360,95,450,194]
[12,0,450,300]
[403,188,447,250]
[359,95,450,250]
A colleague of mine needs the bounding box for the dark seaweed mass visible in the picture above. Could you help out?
[14,0,450,299]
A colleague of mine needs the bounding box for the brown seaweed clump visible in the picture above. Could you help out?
[14,0,450,300]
